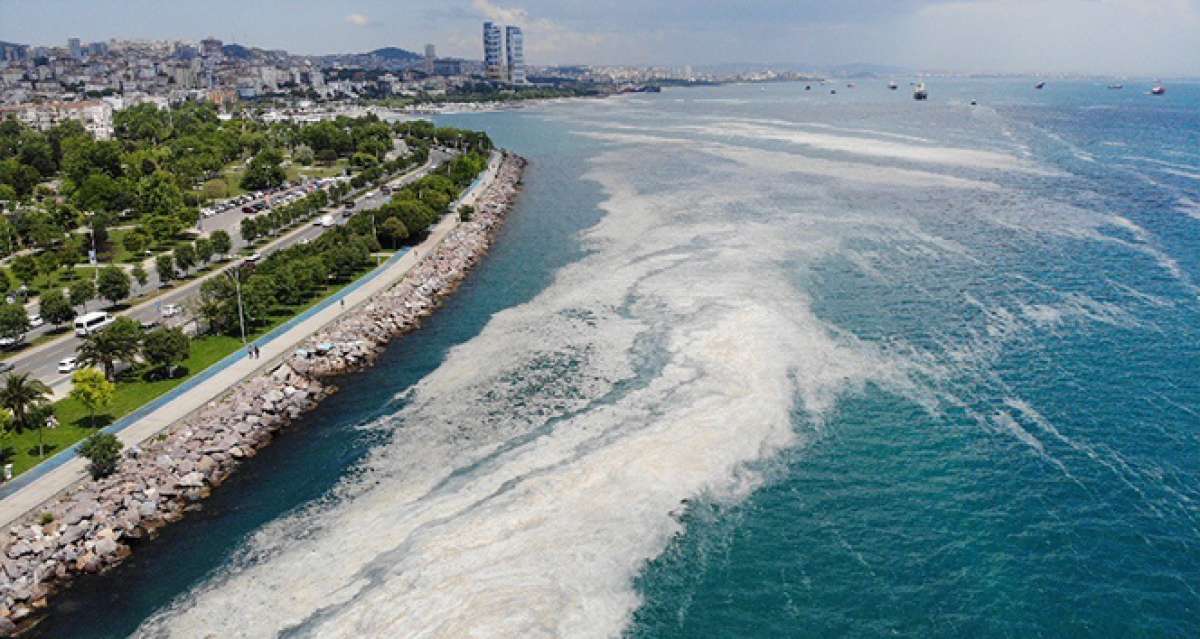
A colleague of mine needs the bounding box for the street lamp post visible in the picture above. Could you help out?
[224,269,247,345]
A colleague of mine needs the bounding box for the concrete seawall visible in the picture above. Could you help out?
[0,152,527,634]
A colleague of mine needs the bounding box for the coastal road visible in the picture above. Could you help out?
[2,151,450,396]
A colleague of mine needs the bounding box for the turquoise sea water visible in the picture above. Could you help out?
[31,80,1200,638]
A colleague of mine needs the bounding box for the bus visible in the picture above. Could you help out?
[74,311,114,336]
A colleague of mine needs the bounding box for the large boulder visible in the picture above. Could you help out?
[63,500,99,526]
[177,472,205,489]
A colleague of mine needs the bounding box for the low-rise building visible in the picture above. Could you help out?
[0,99,113,138]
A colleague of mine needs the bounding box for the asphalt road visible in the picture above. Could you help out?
[4,150,450,395]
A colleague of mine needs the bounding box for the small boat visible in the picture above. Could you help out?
[846,82,855,88]
[1107,84,1124,90]
[888,81,898,90]
[830,89,837,94]
[1151,84,1166,95]
[1035,81,1046,89]
[970,99,978,106]
[913,82,928,101]
[805,85,811,91]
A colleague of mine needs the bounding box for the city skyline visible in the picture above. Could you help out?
[2,0,1199,76]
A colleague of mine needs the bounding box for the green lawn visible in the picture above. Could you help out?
[289,159,348,182]
[10,335,245,475]
[1,261,383,477]
[0,265,99,300]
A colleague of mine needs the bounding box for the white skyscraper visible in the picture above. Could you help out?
[424,44,436,73]
[505,26,525,84]
[483,22,503,80]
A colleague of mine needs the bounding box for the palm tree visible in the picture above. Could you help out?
[0,373,52,457]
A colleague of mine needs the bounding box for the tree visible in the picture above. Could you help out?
[69,277,96,310]
[0,271,10,297]
[173,243,196,274]
[131,263,148,290]
[240,148,286,191]
[240,217,259,243]
[0,373,52,457]
[70,367,114,428]
[135,170,184,218]
[194,237,214,265]
[155,253,175,285]
[77,317,143,380]
[380,216,409,249]
[0,303,30,343]
[122,229,149,257]
[143,214,181,246]
[241,274,276,324]
[293,144,315,165]
[210,230,231,259]
[78,432,123,480]
[142,327,190,378]
[96,265,131,306]
[10,254,37,288]
[39,288,75,327]
[0,407,12,443]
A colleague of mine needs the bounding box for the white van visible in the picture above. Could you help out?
[74,311,114,336]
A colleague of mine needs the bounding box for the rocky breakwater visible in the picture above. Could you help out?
[0,151,527,634]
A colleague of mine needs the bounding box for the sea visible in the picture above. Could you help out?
[29,79,1200,638]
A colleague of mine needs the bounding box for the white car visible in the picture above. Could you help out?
[57,357,78,374]
[161,303,181,318]
[27,314,43,328]
[318,214,334,228]
[0,335,22,349]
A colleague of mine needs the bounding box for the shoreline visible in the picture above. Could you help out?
[0,152,527,635]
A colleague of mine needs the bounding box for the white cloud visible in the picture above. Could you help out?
[345,13,371,27]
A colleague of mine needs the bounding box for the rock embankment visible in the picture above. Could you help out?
[0,152,527,633]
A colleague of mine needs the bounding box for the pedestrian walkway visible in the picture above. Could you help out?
[0,151,501,528]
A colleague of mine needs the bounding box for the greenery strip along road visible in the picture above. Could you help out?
[0,147,500,529]
[0,151,446,399]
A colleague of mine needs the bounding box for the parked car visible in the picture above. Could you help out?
[57,356,78,374]
[319,214,334,228]
[27,314,43,329]
[0,361,13,374]
[161,303,181,318]
[0,335,23,349]
[245,253,262,263]
[343,201,355,209]
[140,319,160,330]
[242,206,255,214]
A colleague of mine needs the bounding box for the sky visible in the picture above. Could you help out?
[2,0,1199,76]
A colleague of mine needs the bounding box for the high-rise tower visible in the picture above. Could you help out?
[483,22,503,80]
[505,26,525,84]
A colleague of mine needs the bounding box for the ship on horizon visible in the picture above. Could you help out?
[913,82,928,100]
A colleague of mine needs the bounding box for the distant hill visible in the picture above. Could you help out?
[368,47,421,61]
[222,43,253,60]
